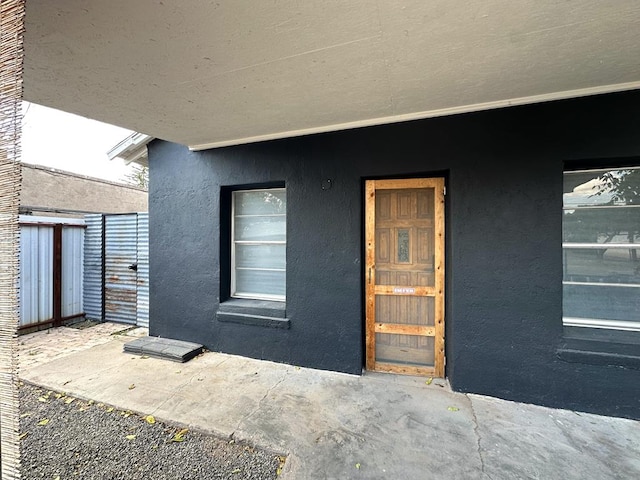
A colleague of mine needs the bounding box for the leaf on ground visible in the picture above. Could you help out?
[87,400,94,405]
[106,407,114,413]
[126,434,136,440]
[425,377,433,385]
[37,418,50,426]
[18,432,28,441]
[355,463,361,469]
[171,428,189,442]
[38,397,48,403]
[141,355,149,359]
[128,384,136,390]
[54,476,60,480]
[231,468,242,474]
[447,406,459,412]
[64,397,74,405]
[145,415,156,424]
[20,412,32,418]
[120,411,132,418]
[54,393,63,399]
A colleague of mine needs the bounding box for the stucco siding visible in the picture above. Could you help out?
[148,90,640,419]
[21,163,147,216]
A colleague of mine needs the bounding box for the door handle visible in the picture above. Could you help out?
[128,263,138,272]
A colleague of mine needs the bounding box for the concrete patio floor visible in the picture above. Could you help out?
[18,323,640,479]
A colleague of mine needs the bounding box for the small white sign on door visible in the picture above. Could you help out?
[393,287,415,294]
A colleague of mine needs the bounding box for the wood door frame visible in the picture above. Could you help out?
[365,177,445,377]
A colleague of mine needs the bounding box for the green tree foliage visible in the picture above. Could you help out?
[123,164,148,189]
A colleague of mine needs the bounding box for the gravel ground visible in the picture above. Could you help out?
[19,382,284,479]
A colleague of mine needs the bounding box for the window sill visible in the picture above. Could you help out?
[216,298,289,329]
[557,327,640,370]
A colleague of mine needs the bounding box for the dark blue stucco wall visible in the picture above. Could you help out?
[148,90,640,419]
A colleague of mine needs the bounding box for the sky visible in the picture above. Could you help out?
[21,101,137,183]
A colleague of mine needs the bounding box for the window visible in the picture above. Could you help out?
[231,188,286,301]
[563,166,640,332]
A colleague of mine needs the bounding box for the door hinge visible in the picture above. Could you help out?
[443,186,447,196]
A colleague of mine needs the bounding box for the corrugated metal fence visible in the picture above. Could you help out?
[83,215,103,321]
[19,213,149,330]
[83,213,149,327]
[136,213,149,327]
[19,215,86,329]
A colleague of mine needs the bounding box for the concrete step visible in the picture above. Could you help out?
[123,336,203,363]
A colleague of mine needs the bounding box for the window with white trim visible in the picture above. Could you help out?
[231,188,286,301]
[563,166,640,331]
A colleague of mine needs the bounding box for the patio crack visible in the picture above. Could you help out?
[467,394,492,480]
[231,369,288,439]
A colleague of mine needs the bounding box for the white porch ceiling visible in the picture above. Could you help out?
[24,1,640,150]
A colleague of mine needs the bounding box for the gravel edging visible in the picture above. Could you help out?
[19,382,285,480]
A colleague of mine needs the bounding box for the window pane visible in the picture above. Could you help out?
[235,244,285,269]
[563,168,640,208]
[563,248,640,285]
[563,167,640,329]
[563,284,640,323]
[235,190,286,216]
[235,269,285,298]
[397,229,410,262]
[563,207,640,244]
[235,216,285,242]
[563,168,640,243]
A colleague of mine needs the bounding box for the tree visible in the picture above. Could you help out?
[123,164,148,189]
[594,169,640,205]
[592,168,640,264]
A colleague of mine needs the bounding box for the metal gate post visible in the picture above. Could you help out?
[53,223,63,327]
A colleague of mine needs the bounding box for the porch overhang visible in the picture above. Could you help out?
[23,1,640,151]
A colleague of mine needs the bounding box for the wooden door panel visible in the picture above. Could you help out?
[416,189,434,218]
[365,178,445,377]
[375,333,435,367]
[397,192,413,219]
[375,229,391,263]
[376,192,392,220]
[416,228,434,265]
[375,295,434,326]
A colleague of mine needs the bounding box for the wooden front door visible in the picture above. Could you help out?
[365,178,445,377]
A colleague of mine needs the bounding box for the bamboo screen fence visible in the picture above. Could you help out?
[0,0,25,477]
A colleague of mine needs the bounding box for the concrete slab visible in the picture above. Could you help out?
[19,337,640,480]
[469,394,640,479]
[17,322,147,369]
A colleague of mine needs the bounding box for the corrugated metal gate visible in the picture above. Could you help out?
[83,213,149,327]
[19,216,85,329]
